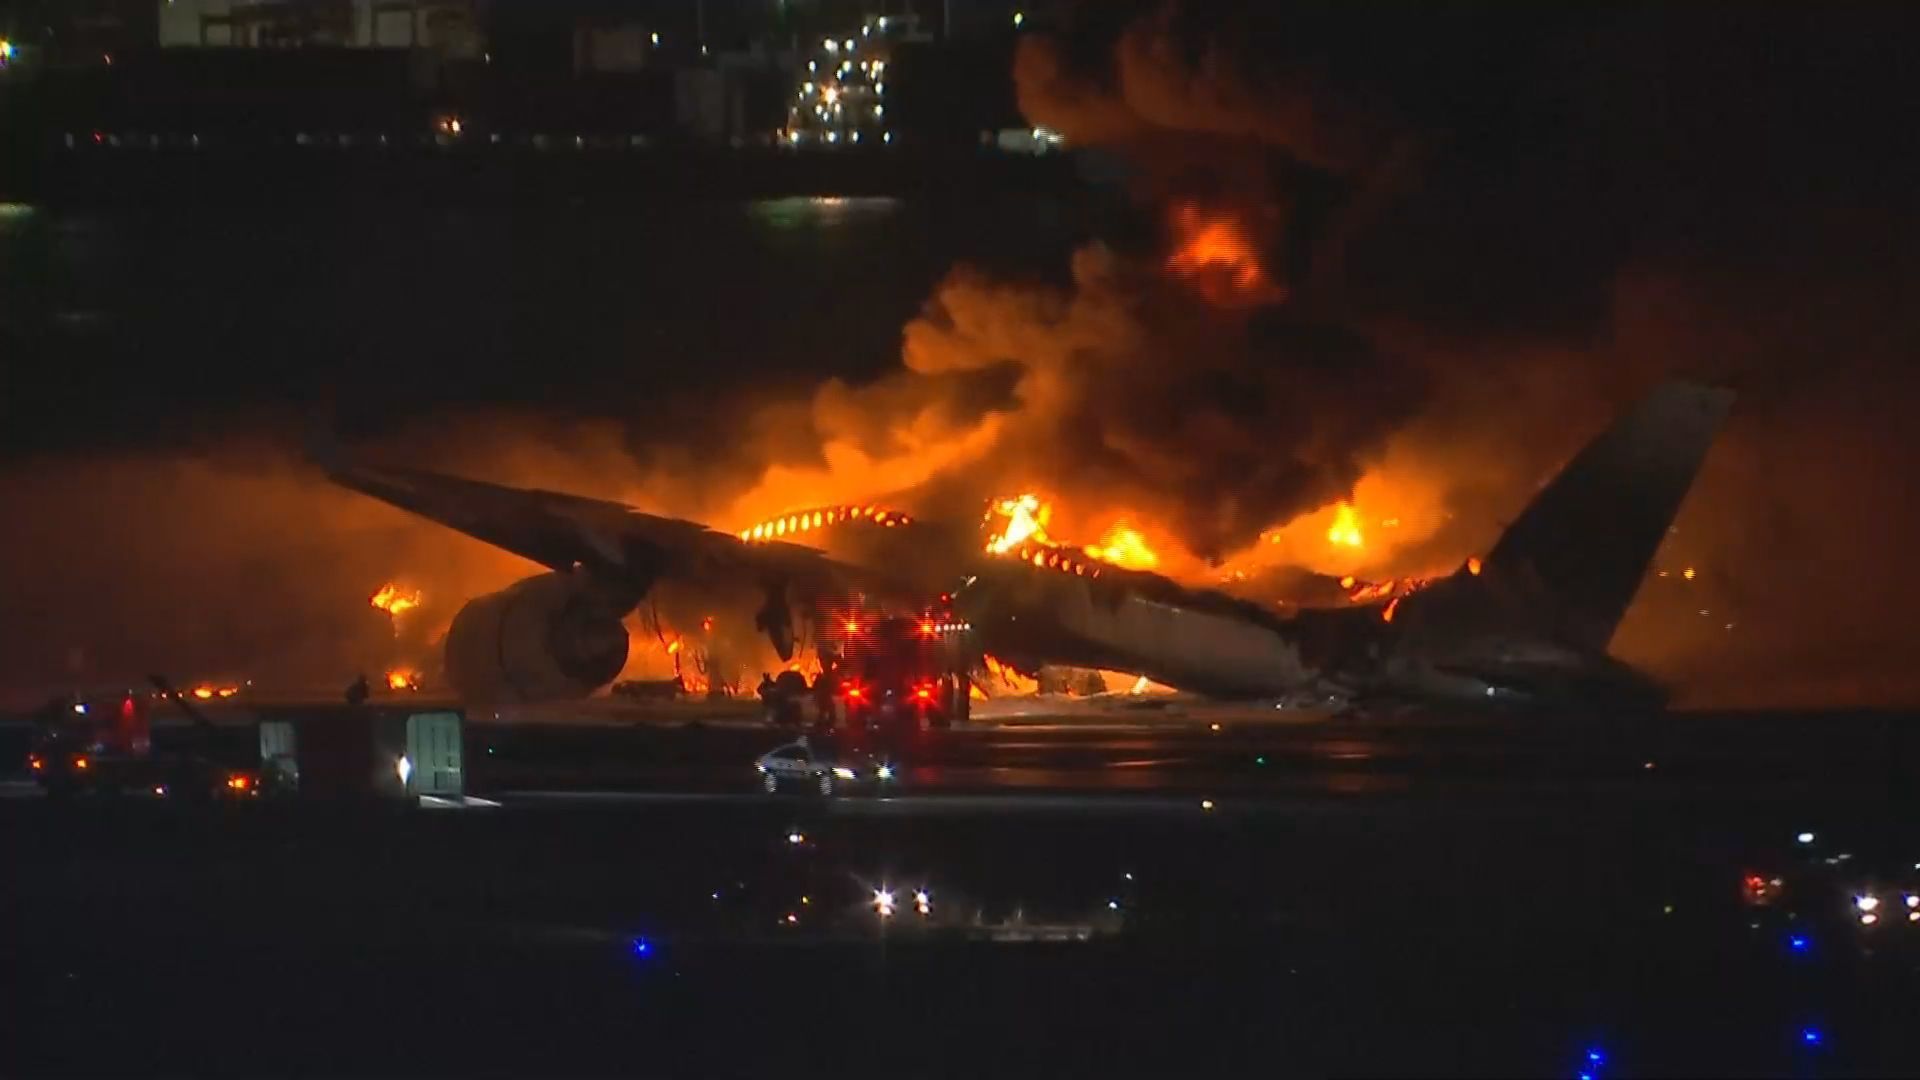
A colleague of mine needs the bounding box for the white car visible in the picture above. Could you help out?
[755,739,896,796]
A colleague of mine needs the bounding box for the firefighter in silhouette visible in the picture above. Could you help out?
[345,673,370,707]
[811,645,843,727]
[758,672,801,727]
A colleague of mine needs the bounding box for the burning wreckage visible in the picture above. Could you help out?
[316,380,1733,713]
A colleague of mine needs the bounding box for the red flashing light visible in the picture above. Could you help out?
[919,621,934,635]
[227,774,251,791]
[915,687,932,701]
[28,755,42,771]
[845,685,864,700]
[844,619,859,634]
[72,755,90,771]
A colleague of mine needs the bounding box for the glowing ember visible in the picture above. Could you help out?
[1166,203,1281,303]
[370,583,422,617]
[985,493,1053,554]
[1326,503,1364,549]
[1085,525,1160,570]
[386,669,419,691]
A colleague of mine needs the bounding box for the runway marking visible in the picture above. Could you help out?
[499,789,1224,815]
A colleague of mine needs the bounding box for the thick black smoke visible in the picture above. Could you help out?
[1006,1,1920,704]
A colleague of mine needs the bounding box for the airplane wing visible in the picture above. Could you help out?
[322,456,916,608]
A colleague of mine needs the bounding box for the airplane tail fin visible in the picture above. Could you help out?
[1482,381,1734,653]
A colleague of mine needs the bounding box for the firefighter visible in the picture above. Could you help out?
[758,672,799,727]
[811,645,842,720]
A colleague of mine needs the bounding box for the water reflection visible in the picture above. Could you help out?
[747,195,901,229]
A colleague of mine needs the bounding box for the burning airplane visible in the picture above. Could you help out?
[314,379,1731,710]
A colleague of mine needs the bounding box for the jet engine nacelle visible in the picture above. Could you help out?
[444,572,631,704]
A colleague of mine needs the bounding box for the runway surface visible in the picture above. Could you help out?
[5,703,1920,1076]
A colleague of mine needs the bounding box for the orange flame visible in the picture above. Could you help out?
[985,493,1053,554]
[1382,596,1401,623]
[386,669,419,691]
[1085,524,1160,570]
[983,654,1038,695]
[370,583,422,617]
[1166,203,1282,304]
[1466,556,1483,576]
[1326,503,1364,549]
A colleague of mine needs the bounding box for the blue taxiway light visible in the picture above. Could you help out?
[1789,934,1810,953]
[1801,1027,1823,1046]
[631,937,652,956]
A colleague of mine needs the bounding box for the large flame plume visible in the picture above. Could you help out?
[984,493,1054,554]
[1084,524,1160,571]
[1325,503,1364,549]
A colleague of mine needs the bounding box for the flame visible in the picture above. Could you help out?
[736,504,910,542]
[370,583,422,617]
[985,493,1054,554]
[386,669,419,691]
[1166,203,1282,303]
[983,654,1039,695]
[1085,525,1160,570]
[1128,675,1149,695]
[182,683,240,701]
[1326,503,1364,549]
[1682,566,1696,581]
[1466,556,1483,576]
[1382,596,1401,623]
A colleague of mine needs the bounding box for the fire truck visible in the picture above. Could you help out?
[816,605,974,734]
[26,680,260,801]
